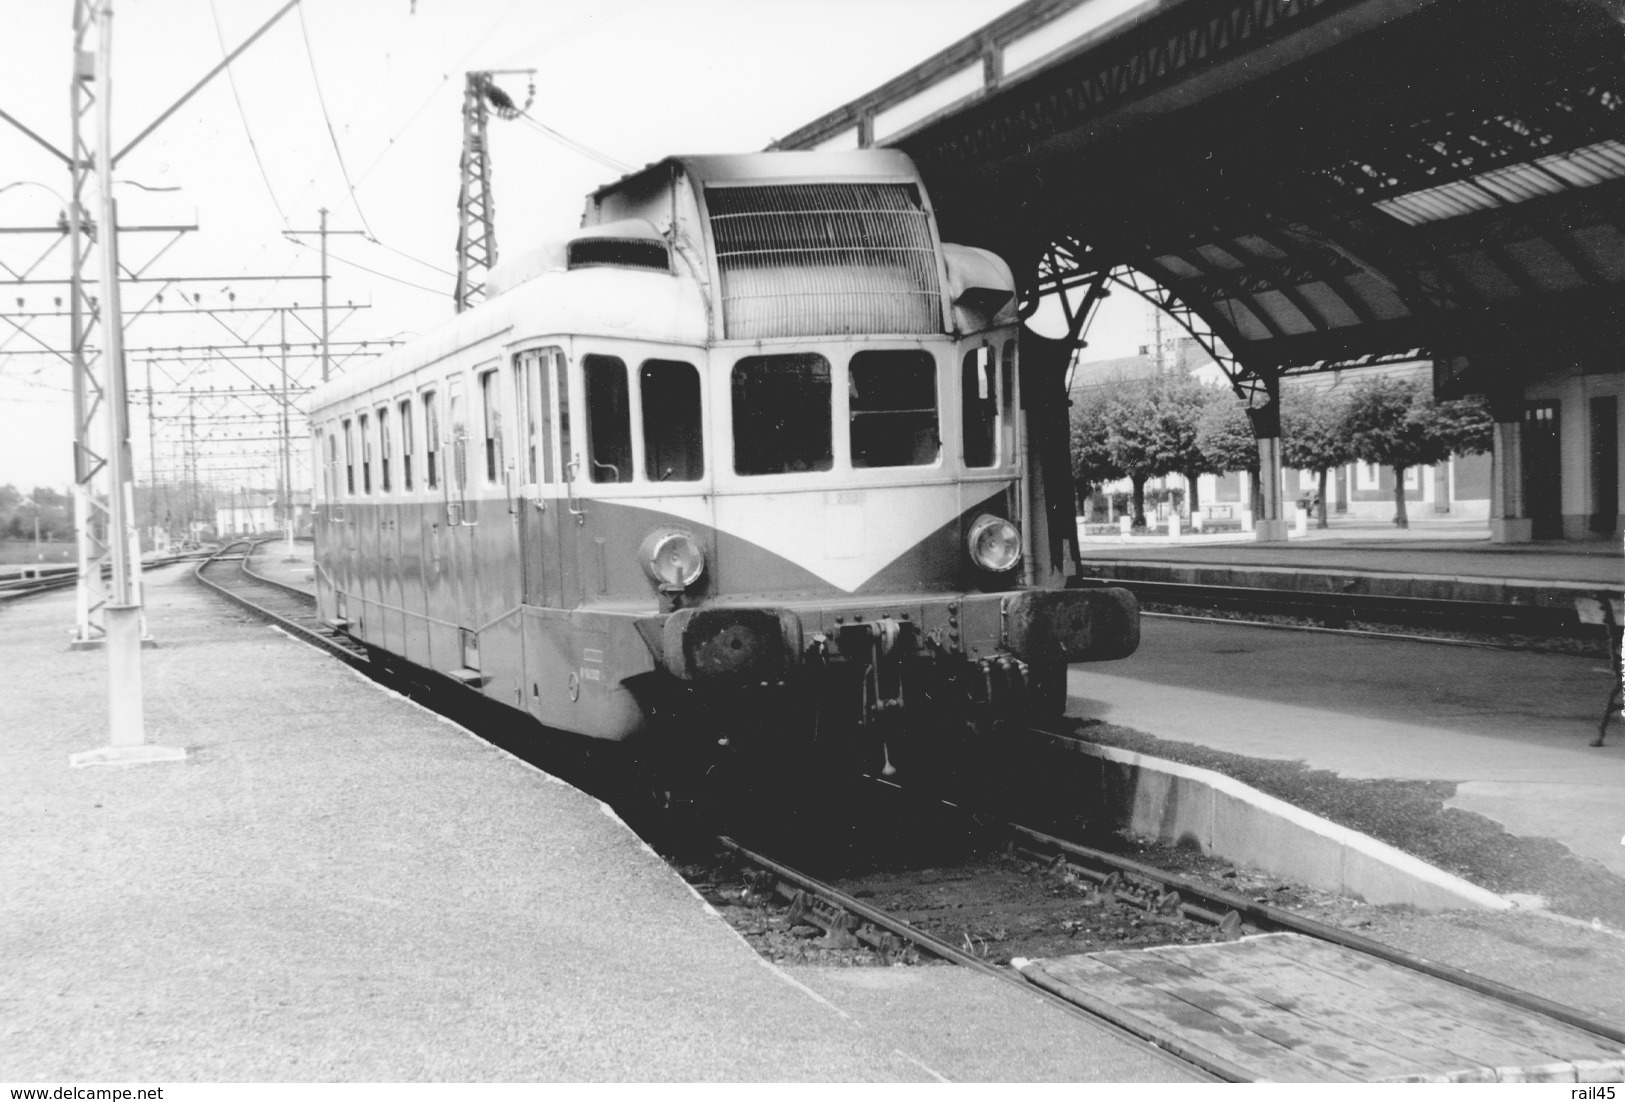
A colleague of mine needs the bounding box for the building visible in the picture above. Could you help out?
[1070,342,1491,527]
[214,489,311,537]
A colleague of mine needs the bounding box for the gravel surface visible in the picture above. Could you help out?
[1062,717,1625,926]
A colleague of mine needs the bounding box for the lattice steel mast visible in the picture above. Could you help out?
[453,70,532,313]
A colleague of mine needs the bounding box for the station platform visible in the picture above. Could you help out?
[1075,517,1622,604]
[0,559,1198,1083]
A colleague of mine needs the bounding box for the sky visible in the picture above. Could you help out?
[0,0,1155,496]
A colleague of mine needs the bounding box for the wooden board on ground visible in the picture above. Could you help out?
[1020,933,1625,1083]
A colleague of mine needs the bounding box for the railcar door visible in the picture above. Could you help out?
[447,372,481,660]
[515,346,575,610]
[470,360,523,704]
[421,384,460,672]
[375,401,405,656]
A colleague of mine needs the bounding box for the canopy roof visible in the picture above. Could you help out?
[780,0,1625,398]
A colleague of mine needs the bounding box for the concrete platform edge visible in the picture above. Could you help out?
[1075,559,1622,602]
[1051,736,1513,912]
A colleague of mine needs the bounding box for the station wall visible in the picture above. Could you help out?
[1521,362,1625,540]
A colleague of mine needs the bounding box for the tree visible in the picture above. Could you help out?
[0,484,19,539]
[1070,384,1124,510]
[1341,377,1493,528]
[1104,378,1167,527]
[1196,392,1262,517]
[1432,395,1495,457]
[1281,388,1354,529]
[1156,374,1221,516]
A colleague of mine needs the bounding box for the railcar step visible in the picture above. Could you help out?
[447,667,486,686]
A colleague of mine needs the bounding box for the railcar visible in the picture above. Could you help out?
[308,150,1137,785]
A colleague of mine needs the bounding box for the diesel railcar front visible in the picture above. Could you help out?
[309,150,1138,782]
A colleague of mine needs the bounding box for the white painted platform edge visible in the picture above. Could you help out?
[1074,740,1512,911]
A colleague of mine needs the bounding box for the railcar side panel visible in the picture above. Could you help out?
[380,505,404,657]
[518,606,654,738]
[399,496,430,669]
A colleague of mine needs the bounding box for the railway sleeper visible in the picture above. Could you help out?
[778,886,898,956]
[1018,843,1247,938]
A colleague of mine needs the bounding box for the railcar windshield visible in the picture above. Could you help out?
[962,345,998,468]
[641,359,704,481]
[732,353,833,475]
[849,349,938,468]
[584,354,633,483]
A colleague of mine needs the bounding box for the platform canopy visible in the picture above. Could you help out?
[775,0,1625,404]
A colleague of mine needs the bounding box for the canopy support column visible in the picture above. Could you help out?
[1487,389,1532,543]
[1248,373,1288,542]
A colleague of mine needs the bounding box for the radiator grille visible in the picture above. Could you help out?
[706,183,942,338]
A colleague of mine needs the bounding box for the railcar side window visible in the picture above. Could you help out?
[326,432,338,500]
[378,407,392,493]
[342,418,355,495]
[517,355,538,484]
[359,413,373,493]
[399,399,414,491]
[849,349,939,468]
[541,349,560,482]
[733,354,832,475]
[449,382,467,492]
[480,368,503,483]
[962,346,998,468]
[584,354,632,483]
[557,357,573,482]
[423,390,440,489]
[641,359,703,482]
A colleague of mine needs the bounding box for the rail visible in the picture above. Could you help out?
[720,787,1625,1083]
[192,539,368,667]
[716,834,1239,1082]
[0,550,208,601]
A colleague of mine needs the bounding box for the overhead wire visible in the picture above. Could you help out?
[284,236,445,296]
[514,110,634,174]
[210,0,290,229]
[295,0,377,240]
[362,234,457,278]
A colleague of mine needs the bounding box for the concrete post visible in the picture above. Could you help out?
[1253,435,1289,541]
[66,0,183,770]
[1246,378,1289,542]
[1489,418,1532,543]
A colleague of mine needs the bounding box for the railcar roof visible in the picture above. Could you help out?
[587,149,922,203]
[306,264,708,415]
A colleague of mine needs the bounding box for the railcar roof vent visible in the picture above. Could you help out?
[706,182,942,339]
[566,218,670,272]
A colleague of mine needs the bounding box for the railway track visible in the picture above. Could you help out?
[713,798,1625,1083]
[0,552,207,602]
[193,539,367,666]
[1070,575,1612,649]
[189,542,1625,1081]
